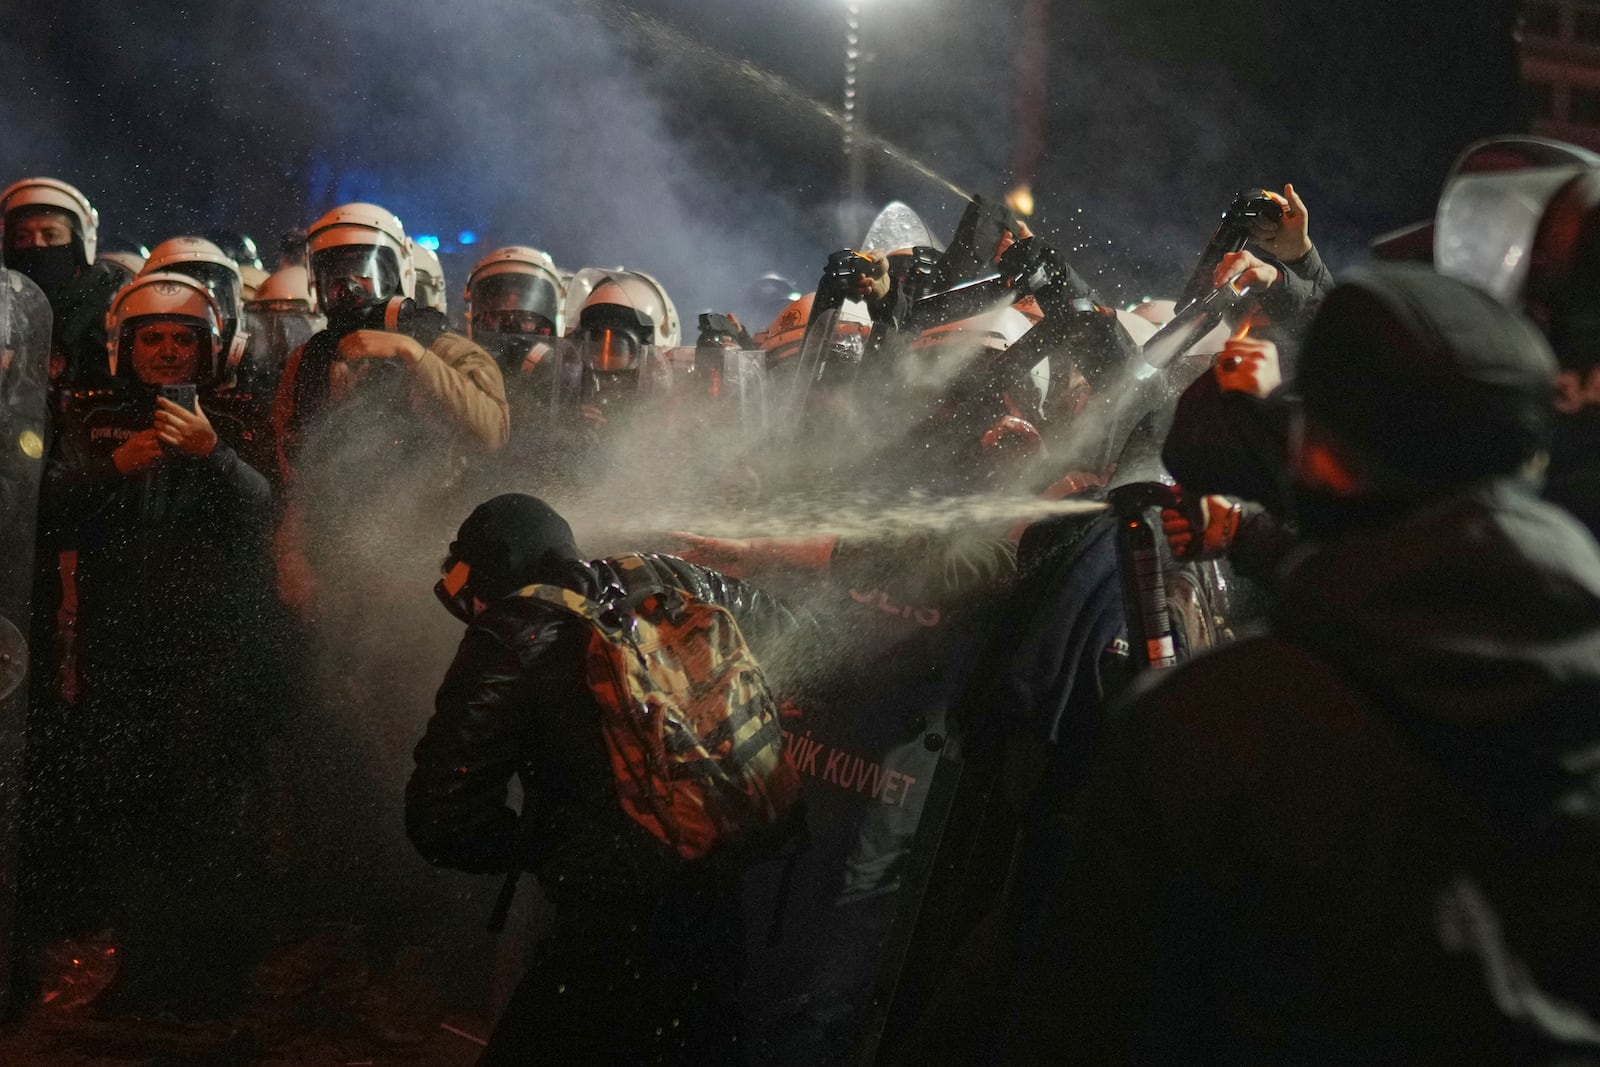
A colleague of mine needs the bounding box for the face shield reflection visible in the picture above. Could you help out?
[244,302,324,385]
[576,328,643,373]
[1435,166,1587,305]
[473,274,559,335]
[169,260,241,322]
[312,244,401,314]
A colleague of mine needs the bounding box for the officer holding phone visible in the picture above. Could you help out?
[26,270,274,1020]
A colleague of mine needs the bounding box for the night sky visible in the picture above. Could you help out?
[0,0,1528,317]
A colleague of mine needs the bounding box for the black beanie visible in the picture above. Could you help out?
[449,494,581,601]
[1298,265,1559,488]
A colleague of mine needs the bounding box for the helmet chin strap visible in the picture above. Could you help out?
[225,329,249,379]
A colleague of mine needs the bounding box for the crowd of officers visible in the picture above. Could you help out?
[3,127,1600,1064]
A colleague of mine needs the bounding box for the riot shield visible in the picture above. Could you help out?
[862,200,939,254]
[546,336,676,433]
[776,301,871,445]
[711,347,771,447]
[1434,164,1589,305]
[0,267,52,1016]
[240,302,324,397]
[740,559,997,1067]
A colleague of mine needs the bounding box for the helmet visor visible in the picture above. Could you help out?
[121,313,215,384]
[312,244,401,314]
[576,327,642,373]
[169,260,241,321]
[473,274,559,335]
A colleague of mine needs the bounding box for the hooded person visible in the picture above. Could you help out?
[407,493,815,1066]
[996,265,1600,1064]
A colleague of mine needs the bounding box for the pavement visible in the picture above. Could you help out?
[0,929,492,1066]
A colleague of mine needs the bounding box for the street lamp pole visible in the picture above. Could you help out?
[843,0,867,240]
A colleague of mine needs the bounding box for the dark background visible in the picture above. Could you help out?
[0,0,1529,320]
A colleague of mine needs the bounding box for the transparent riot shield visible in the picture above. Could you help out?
[776,302,871,444]
[0,267,52,1016]
[1435,164,1590,304]
[636,343,681,401]
[862,200,939,254]
[546,335,670,436]
[683,346,771,450]
[240,302,324,397]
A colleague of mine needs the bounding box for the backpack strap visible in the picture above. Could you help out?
[509,555,689,630]
[604,553,691,619]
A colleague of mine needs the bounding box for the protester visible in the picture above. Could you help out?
[407,493,813,1064]
[1001,265,1600,1064]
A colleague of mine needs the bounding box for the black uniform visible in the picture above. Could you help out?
[31,381,273,1018]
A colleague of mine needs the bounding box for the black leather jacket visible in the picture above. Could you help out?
[406,553,813,904]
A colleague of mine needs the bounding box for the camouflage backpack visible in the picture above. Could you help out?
[514,554,801,861]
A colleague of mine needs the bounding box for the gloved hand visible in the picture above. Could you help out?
[995,235,1060,296]
[1162,492,1245,561]
[855,250,893,305]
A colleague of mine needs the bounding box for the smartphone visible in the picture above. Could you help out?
[159,383,197,412]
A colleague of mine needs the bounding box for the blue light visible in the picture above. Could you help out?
[458,230,478,245]
[416,234,441,251]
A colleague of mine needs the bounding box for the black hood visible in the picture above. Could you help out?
[1278,480,1600,724]
[1298,264,1558,491]
[450,493,582,601]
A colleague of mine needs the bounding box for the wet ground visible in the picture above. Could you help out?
[0,930,491,1066]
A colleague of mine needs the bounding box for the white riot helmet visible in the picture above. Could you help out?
[105,271,226,383]
[1,176,100,263]
[758,291,872,366]
[306,202,414,315]
[143,236,244,327]
[98,250,147,278]
[240,263,269,301]
[569,269,680,374]
[241,264,323,392]
[142,236,249,374]
[408,238,448,315]
[247,264,315,311]
[466,245,563,340]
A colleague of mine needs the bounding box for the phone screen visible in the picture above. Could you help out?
[159,383,197,413]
